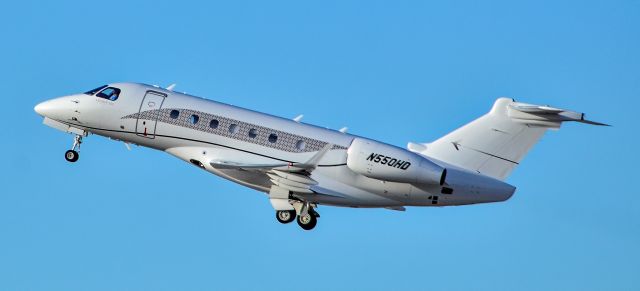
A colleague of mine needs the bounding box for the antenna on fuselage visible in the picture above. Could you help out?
[293,114,304,122]
[339,127,348,133]
[166,83,177,91]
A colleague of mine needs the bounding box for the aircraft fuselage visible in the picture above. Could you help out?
[35,83,516,215]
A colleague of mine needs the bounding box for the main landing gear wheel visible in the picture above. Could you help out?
[297,213,318,230]
[276,210,296,224]
[65,150,79,162]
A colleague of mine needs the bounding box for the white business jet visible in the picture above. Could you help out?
[34,83,606,230]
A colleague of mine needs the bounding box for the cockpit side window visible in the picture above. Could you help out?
[84,85,108,95]
[96,87,121,101]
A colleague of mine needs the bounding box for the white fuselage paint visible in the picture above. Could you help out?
[35,83,516,208]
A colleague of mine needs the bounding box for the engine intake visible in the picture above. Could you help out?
[347,138,445,185]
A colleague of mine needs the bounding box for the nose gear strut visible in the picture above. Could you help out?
[65,134,83,163]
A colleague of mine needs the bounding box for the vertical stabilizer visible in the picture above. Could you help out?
[409,98,606,180]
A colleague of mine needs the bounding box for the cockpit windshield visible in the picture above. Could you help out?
[96,87,121,101]
[84,85,108,95]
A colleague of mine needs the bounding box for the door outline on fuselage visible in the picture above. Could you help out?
[135,90,167,139]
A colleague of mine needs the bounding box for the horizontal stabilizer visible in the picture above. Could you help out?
[509,103,609,127]
[509,105,564,113]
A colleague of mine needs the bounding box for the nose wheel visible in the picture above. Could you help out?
[65,135,83,163]
[65,150,79,162]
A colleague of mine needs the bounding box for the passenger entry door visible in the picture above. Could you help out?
[136,91,166,138]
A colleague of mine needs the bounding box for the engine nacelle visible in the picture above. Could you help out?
[347,138,446,185]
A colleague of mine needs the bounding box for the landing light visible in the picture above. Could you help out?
[189,159,205,169]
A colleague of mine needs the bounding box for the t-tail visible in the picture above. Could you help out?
[409,98,608,181]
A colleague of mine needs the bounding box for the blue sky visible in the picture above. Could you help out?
[1,0,638,290]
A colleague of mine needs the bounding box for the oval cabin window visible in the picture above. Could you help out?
[248,128,258,138]
[229,124,238,134]
[296,140,306,150]
[190,114,199,124]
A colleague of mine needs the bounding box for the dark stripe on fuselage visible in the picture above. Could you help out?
[57,120,348,167]
[123,108,348,153]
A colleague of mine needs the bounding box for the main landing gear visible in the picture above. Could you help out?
[276,210,296,224]
[275,203,319,231]
[65,135,82,163]
[296,210,318,231]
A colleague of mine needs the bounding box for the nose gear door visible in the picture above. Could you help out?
[136,91,166,138]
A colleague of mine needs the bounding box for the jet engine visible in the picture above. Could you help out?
[346,138,446,185]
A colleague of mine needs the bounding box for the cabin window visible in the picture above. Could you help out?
[268,133,278,143]
[209,119,219,129]
[229,124,238,134]
[190,114,199,124]
[96,87,121,101]
[170,110,180,119]
[84,85,107,96]
[296,140,306,150]
[248,128,258,138]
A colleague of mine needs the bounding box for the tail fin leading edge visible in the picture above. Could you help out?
[410,98,607,181]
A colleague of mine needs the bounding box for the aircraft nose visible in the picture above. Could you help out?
[34,97,74,119]
[34,100,51,116]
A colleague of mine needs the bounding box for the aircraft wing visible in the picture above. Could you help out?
[208,143,334,194]
[208,143,333,173]
[209,160,290,170]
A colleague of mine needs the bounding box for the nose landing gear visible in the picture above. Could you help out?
[64,135,82,163]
